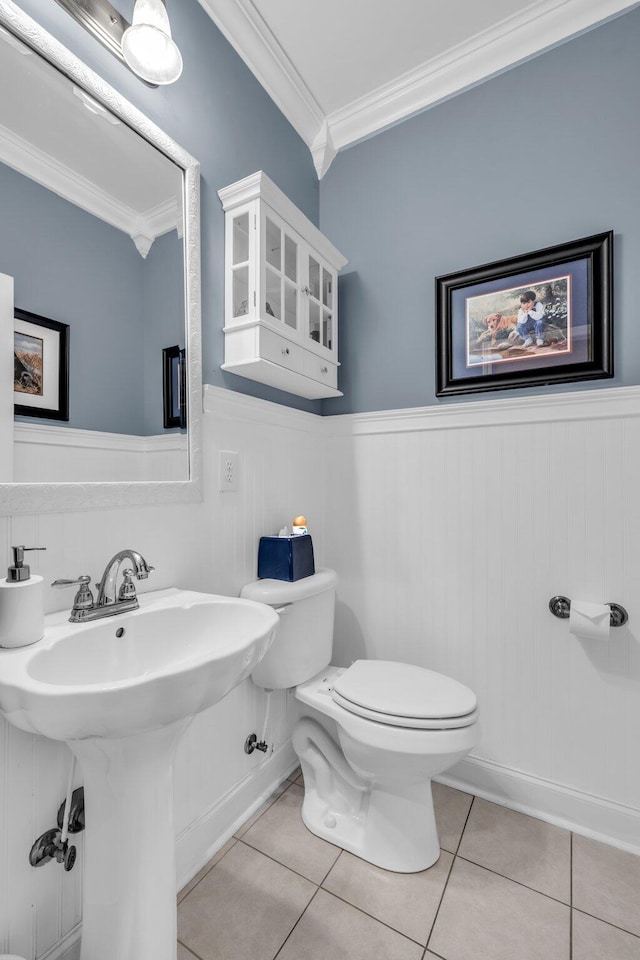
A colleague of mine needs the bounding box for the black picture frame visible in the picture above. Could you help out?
[14,308,69,420]
[435,231,613,397]
[162,345,186,429]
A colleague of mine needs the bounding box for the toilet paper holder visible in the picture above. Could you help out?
[548,596,628,627]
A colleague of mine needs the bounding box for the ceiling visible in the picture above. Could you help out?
[0,24,182,257]
[198,0,638,177]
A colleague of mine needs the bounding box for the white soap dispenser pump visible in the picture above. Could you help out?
[0,545,46,648]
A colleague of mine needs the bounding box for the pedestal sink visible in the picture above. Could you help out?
[0,587,279,960]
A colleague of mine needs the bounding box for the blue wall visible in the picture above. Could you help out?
[2,162,147,434]
[2,162,186,435]
[13,0,322,414]
[319,9,640,414]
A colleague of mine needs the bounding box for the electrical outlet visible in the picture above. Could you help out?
[218,450,239,492]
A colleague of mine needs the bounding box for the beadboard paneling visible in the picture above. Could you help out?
[0,386,325,959]
[326,387,640,850]
[4,383,640,959]
[13,425,188,483]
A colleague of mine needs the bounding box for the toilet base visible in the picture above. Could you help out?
[293,716,441,873]
[299,776,441,873]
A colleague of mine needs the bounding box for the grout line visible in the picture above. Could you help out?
[571,906,640,941]
[238,839,426,951]
[233,779,295,840]
[425,797,475,953]
[454,854,572,908]
[176,939,205,960]
[425,850,458,953]
[318,881,427,948]
[453,795,475,856]
[236,835,335,888]
[318,847,342,887]
[177,837,238,904]
[271,885,322,960]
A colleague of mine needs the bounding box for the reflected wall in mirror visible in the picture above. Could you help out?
[0,2,201,511]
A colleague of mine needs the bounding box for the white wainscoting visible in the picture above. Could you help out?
[3,382,640,959]
[0,385,326,960]
[325,386,640,855]
[13,423,189,482]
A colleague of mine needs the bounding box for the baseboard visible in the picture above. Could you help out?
[175,740,299,889]
[41,925,81,960]
[438,755,640,857]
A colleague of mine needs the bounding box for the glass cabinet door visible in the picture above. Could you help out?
[306,254,336,357]
[264,212,299,335]
[231,211,250,319]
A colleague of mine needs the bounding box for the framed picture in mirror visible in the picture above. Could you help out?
[162,344,186,429]
[14,308,69,420]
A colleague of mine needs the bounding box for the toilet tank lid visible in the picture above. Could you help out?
[241,567,336,605]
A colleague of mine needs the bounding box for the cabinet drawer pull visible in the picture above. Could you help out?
[321,366,328,374]
[281,347,290,356]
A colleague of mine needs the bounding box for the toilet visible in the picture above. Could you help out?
[242,568,478,873]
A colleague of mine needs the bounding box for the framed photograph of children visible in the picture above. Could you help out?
[435,231,613,397]
[162,344,186,429]
[14,308,69,420]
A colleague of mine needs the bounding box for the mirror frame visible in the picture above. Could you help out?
[0,0,202,514]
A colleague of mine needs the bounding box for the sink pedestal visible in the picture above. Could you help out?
[68,718,191,960]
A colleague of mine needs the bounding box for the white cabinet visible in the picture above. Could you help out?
[218,171,348,399]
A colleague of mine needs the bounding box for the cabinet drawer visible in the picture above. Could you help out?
[259,327,303,372]
[303,351,338,388]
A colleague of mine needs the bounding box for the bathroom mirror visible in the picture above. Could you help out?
[0,1,201,513]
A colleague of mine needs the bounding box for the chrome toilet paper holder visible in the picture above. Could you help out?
[548,596,628,627]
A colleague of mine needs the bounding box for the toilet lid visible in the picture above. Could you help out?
[331,660,477,729]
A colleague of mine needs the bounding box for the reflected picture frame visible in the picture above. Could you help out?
[162,344,186,429]
[14,308,69,420]
[435,231,614,397]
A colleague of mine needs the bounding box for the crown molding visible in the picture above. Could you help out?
[196,0,324,154]
[325,0,640,155]
[198,0,638,178]
[0,122,179,257]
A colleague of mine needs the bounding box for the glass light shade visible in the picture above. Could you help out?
[121,0,183,85]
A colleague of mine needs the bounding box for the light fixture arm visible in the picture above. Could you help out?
[54,0,131,69]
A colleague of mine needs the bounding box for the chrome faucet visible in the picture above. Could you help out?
[53,549,154,623]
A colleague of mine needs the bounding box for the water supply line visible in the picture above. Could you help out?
[244,689,273,756]
[60,755,76,846]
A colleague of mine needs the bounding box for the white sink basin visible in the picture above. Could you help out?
[0,587,278,741]
[0,585,280,960]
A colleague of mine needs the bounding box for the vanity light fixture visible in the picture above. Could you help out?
[54,0,182,86]
[122,0,183,85]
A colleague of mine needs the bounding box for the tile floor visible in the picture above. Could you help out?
[177,770,640,960]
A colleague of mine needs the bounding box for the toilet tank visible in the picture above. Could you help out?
[241,568,336,689]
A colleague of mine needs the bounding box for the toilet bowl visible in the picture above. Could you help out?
[242,569,478,873]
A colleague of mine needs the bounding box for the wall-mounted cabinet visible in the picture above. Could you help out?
[218,172,348,399]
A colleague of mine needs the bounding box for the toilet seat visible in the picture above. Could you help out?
[331,660,478,730]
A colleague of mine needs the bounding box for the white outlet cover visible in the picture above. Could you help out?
[218,450,239,492]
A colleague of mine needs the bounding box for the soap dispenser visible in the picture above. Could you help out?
[0,545,46,648]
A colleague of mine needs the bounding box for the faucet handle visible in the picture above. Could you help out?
[118,569,138,602]
[51,576,94,613]
[51,575,91,588]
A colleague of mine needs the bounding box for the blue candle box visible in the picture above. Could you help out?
[257,534,315,581]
